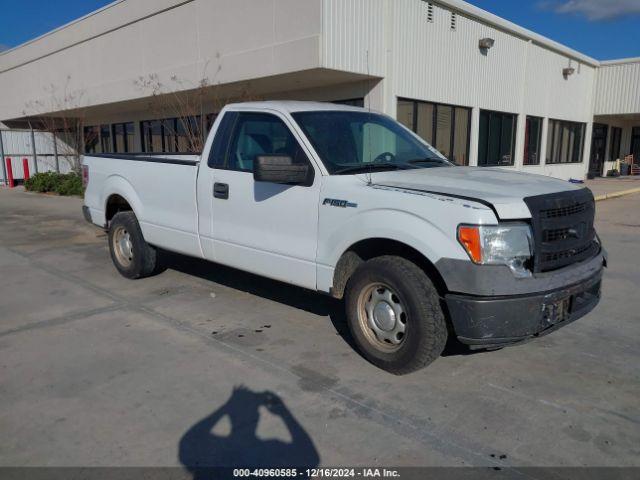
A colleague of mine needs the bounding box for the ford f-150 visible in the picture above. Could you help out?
[82,101,606,374]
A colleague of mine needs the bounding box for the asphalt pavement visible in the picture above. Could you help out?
[0,187,638,470]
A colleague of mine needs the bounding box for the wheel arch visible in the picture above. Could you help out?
[105,194,133,225]
[330,238,448,299]
[101,176,144,227]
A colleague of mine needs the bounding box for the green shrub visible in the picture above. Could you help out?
[24,172,58,193]
[24,172,83,196]
[55,173,84,196]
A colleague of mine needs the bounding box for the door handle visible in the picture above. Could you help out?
[213,182,229,199]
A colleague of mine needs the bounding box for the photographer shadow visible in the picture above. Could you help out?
[179,386,320,477]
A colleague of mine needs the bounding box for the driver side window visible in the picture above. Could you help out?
[226,113,310,172]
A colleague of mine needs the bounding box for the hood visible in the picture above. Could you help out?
[366,166,584,219]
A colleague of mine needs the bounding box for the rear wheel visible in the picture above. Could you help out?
[108,211,160,279]
[345,256,447,374]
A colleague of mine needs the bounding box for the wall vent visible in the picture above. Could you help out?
[427,2,434,22]
[450,12,457,30]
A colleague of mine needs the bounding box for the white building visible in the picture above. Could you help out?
[1,0,639,182]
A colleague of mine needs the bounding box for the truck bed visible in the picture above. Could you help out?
[83,153,203,257]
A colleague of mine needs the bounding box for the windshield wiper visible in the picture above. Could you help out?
[333,163,414,175]
[407,158,448,166]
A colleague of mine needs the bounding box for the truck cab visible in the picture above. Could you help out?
[83,101,606,374]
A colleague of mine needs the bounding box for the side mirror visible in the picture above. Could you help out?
[253,155,312,186]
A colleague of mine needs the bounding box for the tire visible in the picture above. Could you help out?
[344,256,447,375]
[108,211,160,279]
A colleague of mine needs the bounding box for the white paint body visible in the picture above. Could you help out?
[83,101,584,293]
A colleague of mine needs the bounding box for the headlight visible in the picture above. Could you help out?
[457,223,533,278]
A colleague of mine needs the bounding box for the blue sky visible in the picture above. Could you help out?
[471,0,640,60]
[0,0,639,60]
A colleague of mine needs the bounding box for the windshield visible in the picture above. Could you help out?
[291,110,452,174]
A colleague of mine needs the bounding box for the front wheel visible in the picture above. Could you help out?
[108,211,160,279]
[345,256,447,375]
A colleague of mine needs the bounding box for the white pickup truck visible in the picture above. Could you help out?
[83,101,605,374]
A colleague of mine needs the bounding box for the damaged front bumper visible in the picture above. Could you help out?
[445,267,603,350]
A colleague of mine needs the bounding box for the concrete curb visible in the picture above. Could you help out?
[594,187,640,202]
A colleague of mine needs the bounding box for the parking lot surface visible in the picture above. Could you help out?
[0,187,638,469]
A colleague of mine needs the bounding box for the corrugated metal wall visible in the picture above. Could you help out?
[523,45,595,121]
[323,0,596,119]
[322,0,387,76]
[393,0,529,113]
[595,61,640,115]
[321,0,597,179]
[0,130,75,182]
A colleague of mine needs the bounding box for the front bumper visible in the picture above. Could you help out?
[445,268,602,349]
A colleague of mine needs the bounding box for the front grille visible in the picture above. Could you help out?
[542,241,597,263]
[540,203,587,219]
[544,227,572,243]
[524,188,597,272]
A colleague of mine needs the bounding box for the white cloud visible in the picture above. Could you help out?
[540,0,640,21]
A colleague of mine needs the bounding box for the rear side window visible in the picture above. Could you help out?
[225,113,310,172]
[207,112,238,168]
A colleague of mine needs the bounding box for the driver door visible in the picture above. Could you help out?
[196,110,321,290]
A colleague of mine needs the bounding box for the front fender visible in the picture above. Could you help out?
[316,208,471,293]
[320,208,467,268]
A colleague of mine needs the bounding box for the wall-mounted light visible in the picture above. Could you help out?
[562,67,576,79]
[479,38,495,50]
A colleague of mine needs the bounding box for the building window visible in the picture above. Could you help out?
[478,110,517,166]
[147,118,175,152]
[397,98,471,165]
[100,125,112,153]
[112,122,134,153]
[609,127,622,161]
[141,116,211,154]
[84,126,99,153]
[163,119,178,152]
[546,119,585,164]
[206,113,218,134]
[524,116,542,165]
[84,125,112,153]
[141,120,163,152]
[176,117,193,153]
[178,115,208,153]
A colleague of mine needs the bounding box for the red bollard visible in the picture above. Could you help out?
[22,158,30,182]
[5,157,14,188]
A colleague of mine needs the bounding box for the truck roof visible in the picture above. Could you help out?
[226,100,372,114]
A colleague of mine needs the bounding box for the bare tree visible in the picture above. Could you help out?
[22,75,88,173]
[134,59,261,153]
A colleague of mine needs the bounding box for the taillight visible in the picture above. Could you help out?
[82,164,89,188]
